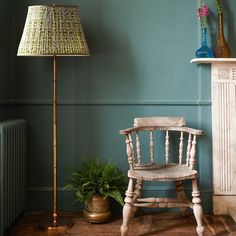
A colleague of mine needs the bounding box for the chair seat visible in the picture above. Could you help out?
[128,163,197,181]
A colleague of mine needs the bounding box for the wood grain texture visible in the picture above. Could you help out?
[5,212,236,236]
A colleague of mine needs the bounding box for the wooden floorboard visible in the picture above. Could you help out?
[5,212,236,236]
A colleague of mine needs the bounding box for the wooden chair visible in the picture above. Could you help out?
[119,117,204,236]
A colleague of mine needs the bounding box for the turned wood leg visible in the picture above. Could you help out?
[131,178,143,217]
[175,180,188,216]
[192,179,204,236]
[121,178,134,236]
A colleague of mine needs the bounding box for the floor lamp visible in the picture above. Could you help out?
[17,5,90,230]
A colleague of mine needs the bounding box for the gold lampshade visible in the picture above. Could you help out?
[17,5,90,56]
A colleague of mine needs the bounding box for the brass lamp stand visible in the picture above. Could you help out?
[17,5,90,230]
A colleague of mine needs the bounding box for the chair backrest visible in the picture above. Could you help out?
[120,117,203,170]
[134,116,186,127]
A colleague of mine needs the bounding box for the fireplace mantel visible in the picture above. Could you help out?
[191,58,236,64]
[191,58,236,221]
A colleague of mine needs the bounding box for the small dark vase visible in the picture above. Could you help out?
[214,14,230,58]
[195,28,214,58]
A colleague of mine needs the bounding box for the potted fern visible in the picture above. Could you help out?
[65,159,126,223]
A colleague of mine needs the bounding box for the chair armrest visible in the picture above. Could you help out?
[120,126,203,136]
[163,127,203,136]
[119,127,138,135]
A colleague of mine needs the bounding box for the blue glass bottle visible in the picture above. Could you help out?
[196,28,214,58]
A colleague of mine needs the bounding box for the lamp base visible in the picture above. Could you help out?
[38,217,73,231]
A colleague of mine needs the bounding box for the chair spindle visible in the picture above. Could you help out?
[128,133,135,163]
[189,135,197,170]
[186,133,192,167]
[150,130,154,163]
[136,131,141,164]
[126,134,134,169]
[179,132,184,164]
[165,130,170,164]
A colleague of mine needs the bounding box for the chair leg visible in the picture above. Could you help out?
[131,178,143,217]
[192,179,204,236]
[175,180,188,216]
[121,178,134,236]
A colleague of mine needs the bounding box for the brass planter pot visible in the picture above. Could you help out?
[83,195,111,223]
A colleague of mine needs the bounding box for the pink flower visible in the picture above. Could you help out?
[196,2,210,29]
[196,8,203,18]
[201,3,209,16]
[197,3,209,17]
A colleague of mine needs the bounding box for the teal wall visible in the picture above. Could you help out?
[0,0,14,120]
[3,0,235,214]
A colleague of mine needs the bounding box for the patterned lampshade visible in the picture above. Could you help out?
[17,5,90,56]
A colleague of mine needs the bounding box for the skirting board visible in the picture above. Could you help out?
[213,195,236,222]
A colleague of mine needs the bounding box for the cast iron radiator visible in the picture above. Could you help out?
[0,119,26,235]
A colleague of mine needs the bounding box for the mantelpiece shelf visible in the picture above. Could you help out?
[191,58,236,64]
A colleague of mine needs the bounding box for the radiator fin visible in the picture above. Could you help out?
[0,119,26,235]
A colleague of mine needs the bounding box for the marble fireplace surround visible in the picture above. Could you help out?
[191,58,236,221]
